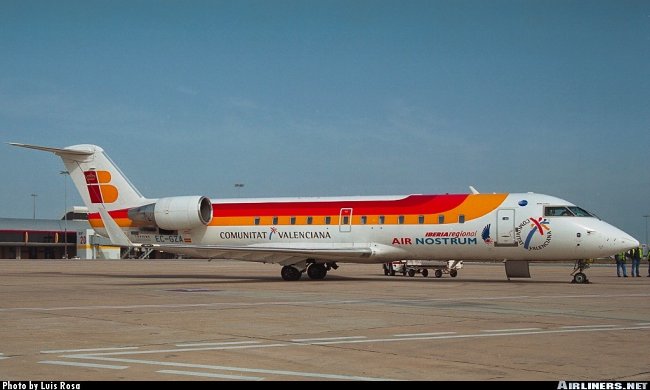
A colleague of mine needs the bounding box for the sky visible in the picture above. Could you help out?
[1,0,649,243]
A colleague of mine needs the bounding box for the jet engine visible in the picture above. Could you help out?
[128,196,213,230]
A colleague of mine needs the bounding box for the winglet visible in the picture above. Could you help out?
[469,186,480,194]
[97,207,134,247]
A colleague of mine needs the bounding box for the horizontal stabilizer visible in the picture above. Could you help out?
[8,142,94,156]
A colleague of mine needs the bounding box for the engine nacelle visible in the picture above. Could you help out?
[128,196,213,230]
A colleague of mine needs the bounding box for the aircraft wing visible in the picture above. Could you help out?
[139,243,374,265]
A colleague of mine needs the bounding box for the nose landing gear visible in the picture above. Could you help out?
[571,259,591,284]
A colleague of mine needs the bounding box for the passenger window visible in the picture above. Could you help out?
[418,215,424,224]
[398,215,405,224]
[290,216,296,225]
[307,216,313,225]
[342,216,349,225]
[325,216,331,225]
[254,217,260,225]
[379,215,385,224]
[459,214,465,223]
[438,215,445,224]
[272,216,278,225]
[360,216,367,224]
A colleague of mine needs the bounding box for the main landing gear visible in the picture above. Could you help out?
[281,265,302,281]
[571,259,591,284]
[280,262,338,281]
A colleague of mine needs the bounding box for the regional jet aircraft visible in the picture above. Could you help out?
[11,143,639,283]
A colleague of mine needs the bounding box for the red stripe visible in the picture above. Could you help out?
[213,194,468,217]
[88,194,470,221]
[88,209,130,221]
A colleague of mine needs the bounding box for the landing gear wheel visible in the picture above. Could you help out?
[383,266,389,276]
[281,265,302,281]
[449,269,458,278]
[390,269,395,276]
[572,272,588,284]
[408,269,416,277]
[421,269,429,277]
[434,269,442,278]
[307,263,327,280]
[571,259,591,284]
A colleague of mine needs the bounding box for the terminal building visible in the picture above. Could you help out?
[0,206,120,259]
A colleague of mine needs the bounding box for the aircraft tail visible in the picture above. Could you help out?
[9,143,149,213]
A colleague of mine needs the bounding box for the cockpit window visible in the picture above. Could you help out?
[545,206,573,216]
[567,206,595,217]
[544,206,595,217]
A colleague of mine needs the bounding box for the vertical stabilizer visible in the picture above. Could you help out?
[9,143,149,212]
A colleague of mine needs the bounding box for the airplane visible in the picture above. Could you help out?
[10,142,639,283]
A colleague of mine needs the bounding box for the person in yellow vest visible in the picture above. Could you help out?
[615,250,628,277]
[631,246,641,277]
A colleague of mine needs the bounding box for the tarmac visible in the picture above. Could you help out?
[0,259,649,381]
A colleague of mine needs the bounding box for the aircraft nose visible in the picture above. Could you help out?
[605,228,639,252]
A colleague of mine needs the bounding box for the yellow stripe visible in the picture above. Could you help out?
[76,244,121,250]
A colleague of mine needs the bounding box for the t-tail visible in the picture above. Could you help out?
[9,143,149,213]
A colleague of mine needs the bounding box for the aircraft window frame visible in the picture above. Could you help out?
[325,216,331,225]
[272,216,278,225]
[306,216,313,225]
[567,206,595,217]
[378,215,385,225]
[360,216,367,225]
[459,214,465,224]
[290,216,296,225]
[342,216,349,225]
[418,215,424,224]
[438,215,445,224]
[545,206,574,217]
[254,217,260,226]
[398,215,405,224]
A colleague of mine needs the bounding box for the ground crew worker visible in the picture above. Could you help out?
[631,246,641,277]
[616,250,628,277]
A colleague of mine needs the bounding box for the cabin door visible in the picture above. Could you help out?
[496,209,517,246]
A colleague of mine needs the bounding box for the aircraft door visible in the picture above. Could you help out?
[496,209,517,246]
[339,208,352,232]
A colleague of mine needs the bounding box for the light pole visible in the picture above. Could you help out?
[61,171,69,259]
[234,183,244,198]
[30,193,37,219]
[643,215,650,248]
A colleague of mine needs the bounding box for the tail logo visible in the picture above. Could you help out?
[84,170,118,204]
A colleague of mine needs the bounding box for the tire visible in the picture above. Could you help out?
[421,269,429,277]
[408,269,416,277]
[281,266,301,281]
[434,269,442,278]
[573,272,587,284]
[449,269,458,278]
[307,263,327,280]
